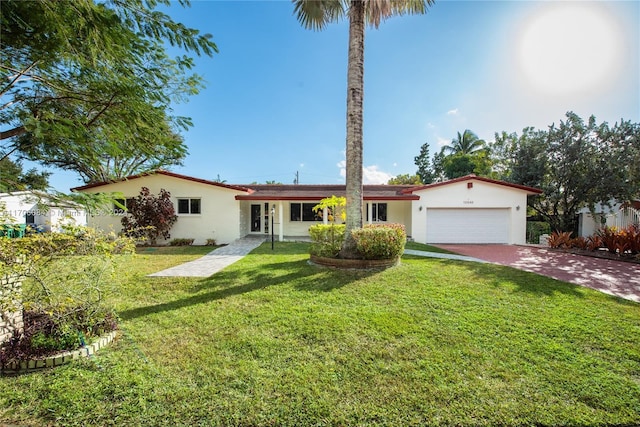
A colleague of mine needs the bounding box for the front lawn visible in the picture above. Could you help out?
[1,243,639,426]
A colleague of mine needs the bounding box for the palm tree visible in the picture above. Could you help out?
[293,0,433,258]
[442,129,487,155]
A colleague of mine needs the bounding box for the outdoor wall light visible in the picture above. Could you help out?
[516,205,520,211]
[419,206,423,211]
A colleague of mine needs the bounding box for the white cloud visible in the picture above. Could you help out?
[447,108,459,116]
[336,160,393,184]
[337,160,346,178]
[427,122,435,129]
[393,162,398,167]
[436,137,450,148]
[299,163,304,168]
[363,165,393,184]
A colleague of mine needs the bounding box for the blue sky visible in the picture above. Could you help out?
[50,0,639,191]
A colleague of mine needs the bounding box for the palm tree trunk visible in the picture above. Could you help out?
[340,0,365,259]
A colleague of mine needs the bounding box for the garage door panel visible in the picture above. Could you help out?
[426,208,509,244]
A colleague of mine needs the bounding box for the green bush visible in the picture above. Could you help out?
[351,223,407,260]
[169,238,195,246]
[308,224,345,258]
[526,221,550,244]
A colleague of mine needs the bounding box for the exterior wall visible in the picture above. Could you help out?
[80,174,245,245]
[0,273,23,346]
[0,192,86,232]
[239,200,414,239]
[411,180,529,245]
[577,202,621,237]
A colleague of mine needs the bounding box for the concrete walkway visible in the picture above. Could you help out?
[403,249,487,263]
[148,236,265,278]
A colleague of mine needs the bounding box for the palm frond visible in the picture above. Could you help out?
[292,0,346,31]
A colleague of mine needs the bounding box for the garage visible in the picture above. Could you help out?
[426,208,510,244]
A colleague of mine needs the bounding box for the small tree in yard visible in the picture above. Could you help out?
[121,187,177,245]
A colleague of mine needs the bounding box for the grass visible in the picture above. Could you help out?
[2,243,639,426]
[404,241,455,254]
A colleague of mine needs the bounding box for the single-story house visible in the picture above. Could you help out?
[0,191,87,232]
[578,200,640,237]
[72,170,542,245]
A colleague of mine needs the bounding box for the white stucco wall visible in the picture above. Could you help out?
[0,192,86,232]
[78,174,246,245]
[410,180,530,245]
[239,200,413,239]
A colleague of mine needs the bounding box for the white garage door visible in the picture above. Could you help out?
[426,208,509,244]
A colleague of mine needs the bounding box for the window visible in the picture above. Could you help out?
[368,203,387,222]
[290,203,321,222]
[178,198,201,214]
[113,198,133,214]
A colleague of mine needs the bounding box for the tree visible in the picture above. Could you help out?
[414,142,434,184]
[293,0,434,258]
[492,112,640,233]
[441,151,492,179]
[1,0,217,184]
[0,158,50,192]
[387,174,422,185]
[121,187,177,245]
[442,130,487,155]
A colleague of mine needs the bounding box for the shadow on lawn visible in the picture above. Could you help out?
[403,254,588,299]
[118,258,376,321]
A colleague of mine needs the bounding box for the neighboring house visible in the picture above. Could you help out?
[72,170,541,245]
[578,200,640,237]
[0,191,87,232]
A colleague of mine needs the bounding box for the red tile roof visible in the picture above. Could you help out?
[235,184,420,201]
[403,174,543,195]
[71,171,541,199]
[71,170,253,193]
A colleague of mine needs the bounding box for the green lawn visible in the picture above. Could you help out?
[2,243,639,426]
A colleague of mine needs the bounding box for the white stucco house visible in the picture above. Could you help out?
[72,170,542,245]
[577,200,640,237]
[0,191,87,232]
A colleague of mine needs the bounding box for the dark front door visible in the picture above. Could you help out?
[251,204,261,232]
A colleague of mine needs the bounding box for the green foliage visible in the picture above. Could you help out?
[0,158,50,192]
[121,187,177,245]
[0,227,131,362]
[441,151,492,179]
[169,238,195,246]
[5,244,640,425]
[351,223,407,260]
[526,221,551,244]
[387,173,422,185]
[414,142,434,184]
[492,112,640,232]
[1,0,217,184]
[312,195,346,224]
[442,130,487,155]
[308,224,345,257]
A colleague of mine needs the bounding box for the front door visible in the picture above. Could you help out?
[251,204,261,232]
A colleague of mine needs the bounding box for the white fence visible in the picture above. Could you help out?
[606,207,640,229]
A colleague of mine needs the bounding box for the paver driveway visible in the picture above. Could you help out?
[436,244,640,303]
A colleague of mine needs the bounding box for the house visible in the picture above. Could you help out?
[578,200,640,237]
[72,170,541,245]
[0,191,87,232]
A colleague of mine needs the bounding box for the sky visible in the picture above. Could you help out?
[48,0,639,191]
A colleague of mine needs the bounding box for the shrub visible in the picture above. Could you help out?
[169,238,195,246]
[547,231,572,249]
[309,224,345,258]
[121,187,177,245]
[597,227,619,254]
[205,238,217,246]
[351,223,407,260]
[527,221,551,244]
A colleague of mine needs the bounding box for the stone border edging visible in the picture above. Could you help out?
[1,330,118,375]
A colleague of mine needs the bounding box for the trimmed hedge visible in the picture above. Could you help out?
[352,223,407,260]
